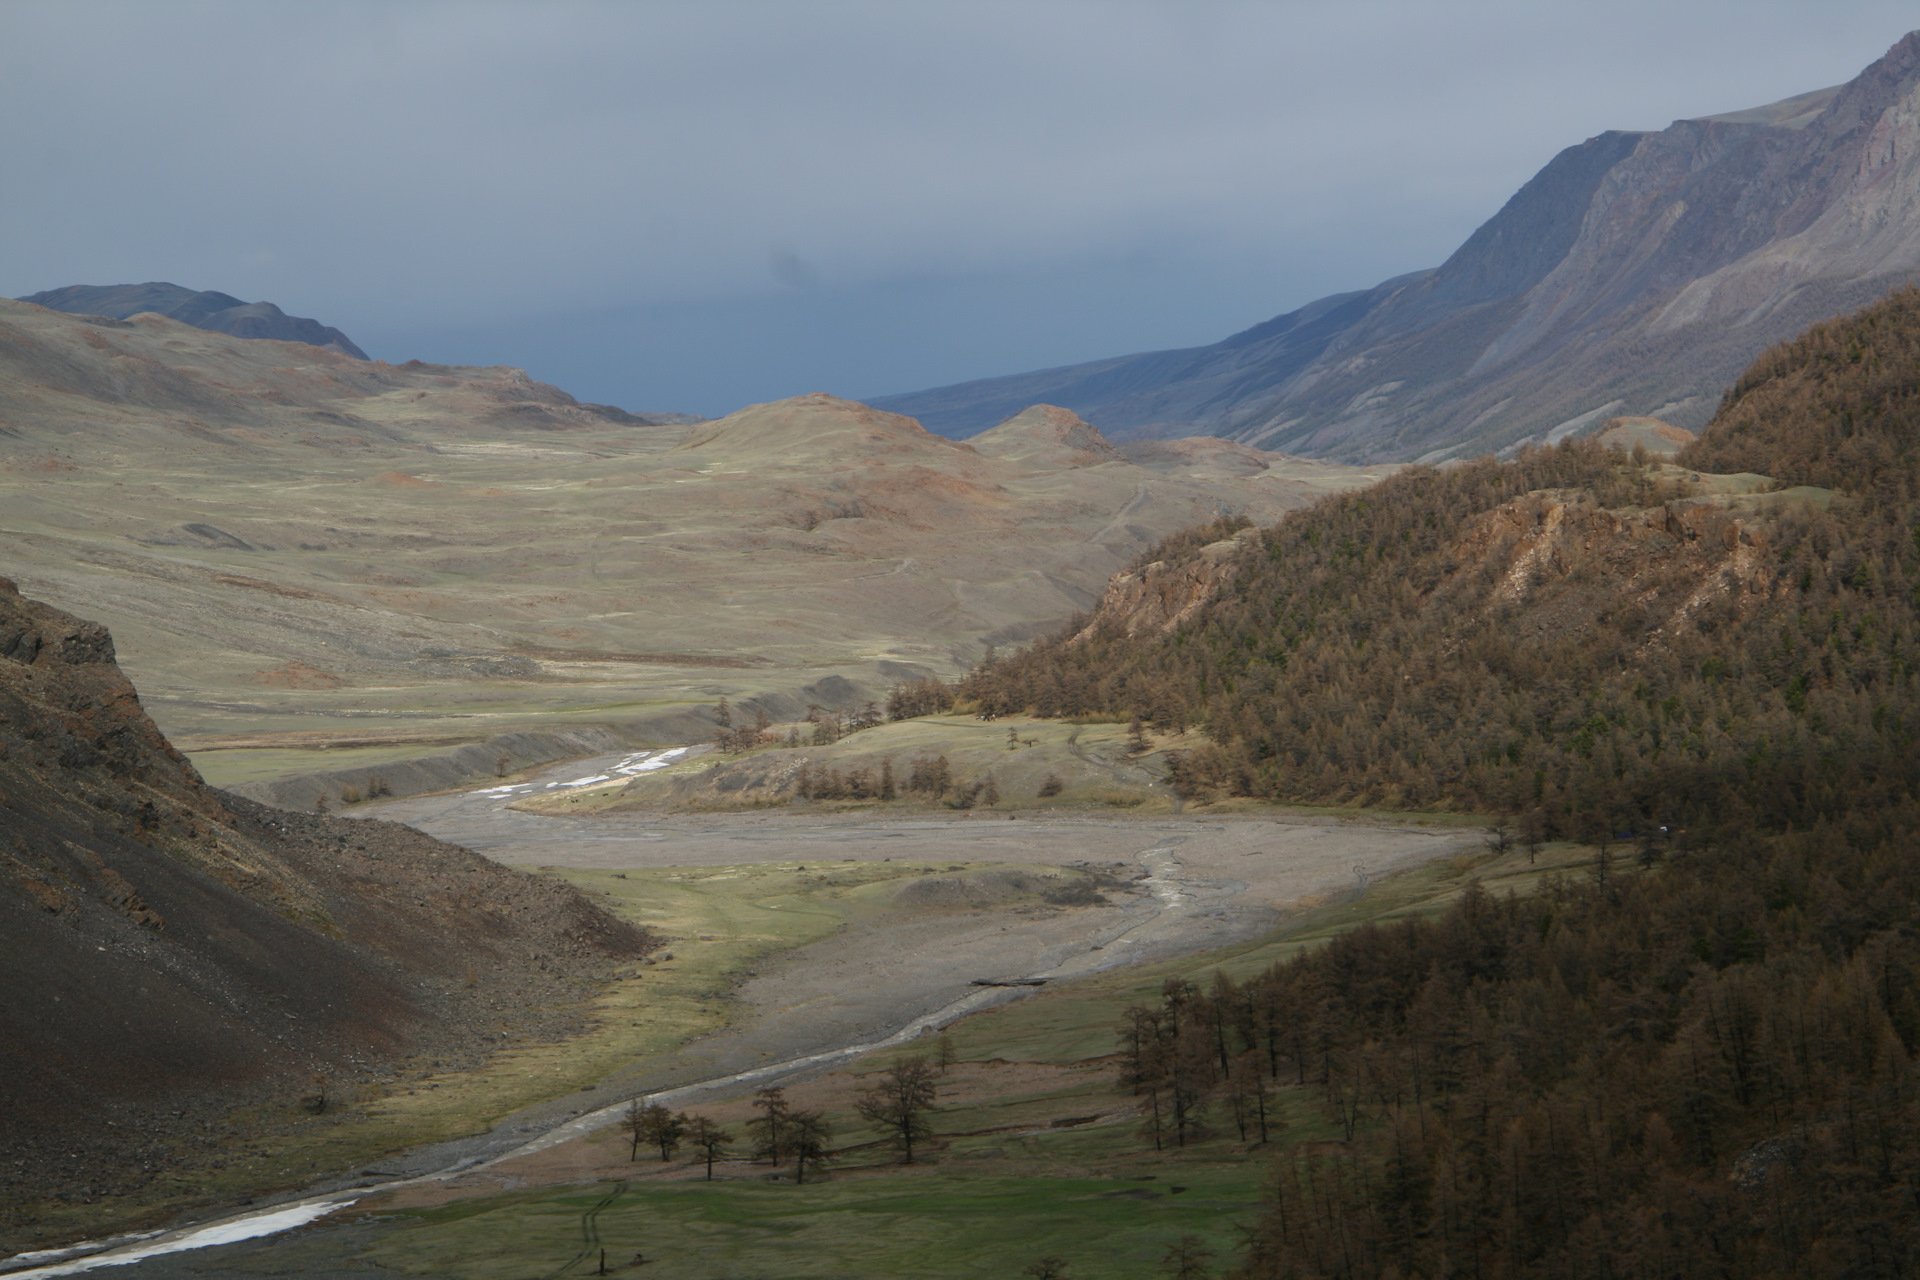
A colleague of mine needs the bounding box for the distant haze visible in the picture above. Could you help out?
[2,1,1913,417]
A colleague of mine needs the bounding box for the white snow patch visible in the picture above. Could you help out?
[5,1200,354,1277]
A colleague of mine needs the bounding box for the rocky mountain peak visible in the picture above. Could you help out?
[874,30,1920,467]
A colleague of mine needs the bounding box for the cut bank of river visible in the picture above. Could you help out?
[5,751,1479,1278]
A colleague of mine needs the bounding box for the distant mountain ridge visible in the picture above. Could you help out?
[18,281,370,359]
[875,31,1920,463]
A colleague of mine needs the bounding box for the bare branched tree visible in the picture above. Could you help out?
[856,1056,940,1164]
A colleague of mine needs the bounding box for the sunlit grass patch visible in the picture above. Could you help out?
[366,1170,1255,1279]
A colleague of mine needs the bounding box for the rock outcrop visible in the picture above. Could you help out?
[1075,528,1261,641]
[1077,487,1771,655]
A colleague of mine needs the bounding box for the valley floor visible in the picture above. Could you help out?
[371,755,1477,1099]
[9,753,1494,1278]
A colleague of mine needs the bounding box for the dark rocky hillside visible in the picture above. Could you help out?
[18,282,370,358]
[0,581,652,1228]
[879,32,1920,464]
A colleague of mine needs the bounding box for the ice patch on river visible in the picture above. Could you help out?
[3,1201,349,1278]
[472,747,687,798]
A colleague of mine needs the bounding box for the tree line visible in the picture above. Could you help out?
[711,681,956,758]
[712,696,886,754]
[791,753,1010,807]
[614,1057,944,1183]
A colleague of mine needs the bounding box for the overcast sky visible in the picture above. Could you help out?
[3,2,1915,417]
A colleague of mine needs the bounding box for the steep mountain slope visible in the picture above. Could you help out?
[0,581,650,1232]
[878,32,1920,464]
[0,298,1385,778]
[20,282,371,359]
[964,285,1920,836]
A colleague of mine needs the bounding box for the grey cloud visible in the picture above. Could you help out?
[769,245,819,292]
[1,0,1914,412]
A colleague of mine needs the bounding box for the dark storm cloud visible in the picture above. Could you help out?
[1,1,1914,413]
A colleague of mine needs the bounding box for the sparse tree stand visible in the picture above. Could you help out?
[856,1056,940,1163]
[788,1109,832,1183]
[1023,1257,1071,1280]
[686,1115,732,1180]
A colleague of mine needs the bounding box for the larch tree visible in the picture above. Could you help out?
[856,1056,940,1164]
[788,1109,832,1184]
[685,1114,732,1180]
[748,1086,791,1165]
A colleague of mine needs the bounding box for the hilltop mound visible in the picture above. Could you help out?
[20,282,369,359]
[0,582,651,1231]
[969,405,1122,468]
[674,392,971,464]
[1594,416,1695,455]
